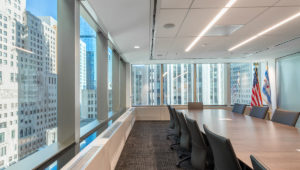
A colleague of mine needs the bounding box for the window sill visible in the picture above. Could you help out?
[7,140,74,170]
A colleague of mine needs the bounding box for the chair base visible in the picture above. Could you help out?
[176,156,191,167]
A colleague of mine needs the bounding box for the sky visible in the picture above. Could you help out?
[26,0,57,20]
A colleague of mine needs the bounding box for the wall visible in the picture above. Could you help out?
[276,53,300,127]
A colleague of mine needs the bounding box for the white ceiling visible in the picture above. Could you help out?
[88,0,300,64]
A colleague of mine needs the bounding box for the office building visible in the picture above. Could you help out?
[0,0,57,168]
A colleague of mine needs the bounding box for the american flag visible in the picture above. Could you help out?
[251,67,263,106]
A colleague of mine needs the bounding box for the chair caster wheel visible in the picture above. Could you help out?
[176,163,180,168]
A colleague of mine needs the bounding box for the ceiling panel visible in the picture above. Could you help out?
[275,0,300,6]
[216,7,267,25]
[88,0,300,64]
[156,9,188,37]
[160,0,193,9]
[232,7,300,36]
[177,8,220,37]
[233,0,278,7]
[153,37,174,57]
[192,0,278,8]
[192,0,228,8]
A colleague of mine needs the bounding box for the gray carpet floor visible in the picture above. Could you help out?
[115,121,194,170]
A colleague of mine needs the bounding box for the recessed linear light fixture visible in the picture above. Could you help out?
[185,0,237,52]
[228,12,300,51]
[134,45,140,49]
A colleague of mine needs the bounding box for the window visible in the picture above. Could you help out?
[163,64,194,105]
[131,65,161,106]
[230,63,266,105]
[11,130,15,139]
[0,147,6,157]
[196,64,226,105]
[230,63,253,104]
[80,15,97,127]
[0,0,58,168]
[108,48,112,111]
[0,133,4,143]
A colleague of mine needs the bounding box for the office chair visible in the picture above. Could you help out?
[232,103,246,114]
[188,102,203,110]
[166,105,175,139]
[170,108,181,150]
[249,106,269,119]
[250,155,269,170]
[176,112,191,167]
[186,117,213,170]
[271,109,300,126]
[167,105,175,129]
[203,124,242,170]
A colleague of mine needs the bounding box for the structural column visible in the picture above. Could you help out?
[57,0,80,144]
[97,32,108,121]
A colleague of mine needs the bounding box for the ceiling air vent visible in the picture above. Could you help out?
[204,25,243,36]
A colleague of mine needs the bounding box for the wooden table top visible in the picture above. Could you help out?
[179,109,300,170]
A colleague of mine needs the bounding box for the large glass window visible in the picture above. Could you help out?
[80,16,97,126]
[131,65,161,106]
[163,64,194,105]
[108,48,112,112]
[230,63,266,105]
[0,0,58,168]
[196,64,226,105]
[230,63,253,104]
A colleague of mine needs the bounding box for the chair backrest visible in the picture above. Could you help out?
[177,112,191,151]
[249,106,269,119]
[171,108,181,136]
[203,124,242,170]
[188,102,204,110]
[185,117,209,170]
[167,105,175,129]
[250,155,269,170]
[271,109,300,126]
[232,103,246,114]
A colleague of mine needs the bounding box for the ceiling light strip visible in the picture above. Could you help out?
[229,12,300,51]
[185,0,237,52]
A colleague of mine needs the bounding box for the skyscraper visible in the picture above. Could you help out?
[202,64,225,105]
[131,65,161,105]
[80,17,96,90]
[0,0,57,168]
[230,64,253,104]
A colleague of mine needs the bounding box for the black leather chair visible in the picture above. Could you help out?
[203,124,242,170]
[250,155,269,170]
[167,105,175,129]
[271,109,300,126]
[249,106,269,119]
[186,117,213,170]
[166,105,175,139]
[170,108,181,149]
[232,103,246,114]
[176,112,191,167]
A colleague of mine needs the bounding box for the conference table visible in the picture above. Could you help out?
[179,109,300,170]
